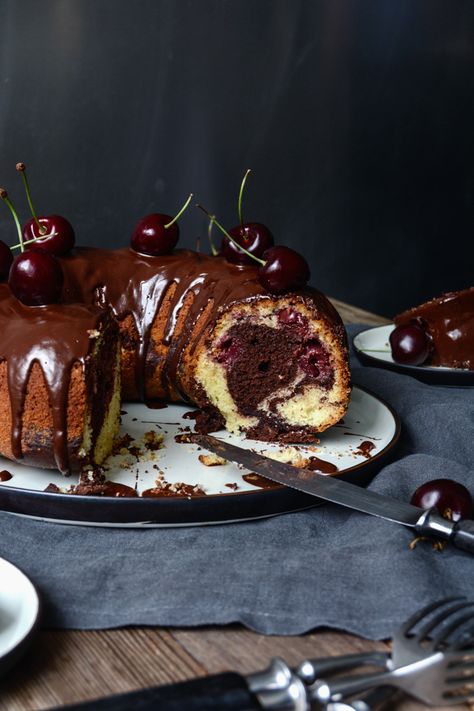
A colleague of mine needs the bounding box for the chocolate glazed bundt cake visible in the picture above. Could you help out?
[59,247,351,444]
[0,286,121,474]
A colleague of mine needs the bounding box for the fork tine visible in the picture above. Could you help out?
[432,608,474,648]
[414,600,473,643]
[399,597,464,636]
[447,652,474,669]
[445,673,474,687]
[443,692,474,704]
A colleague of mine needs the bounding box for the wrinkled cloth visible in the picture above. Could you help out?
[0,324,472,639]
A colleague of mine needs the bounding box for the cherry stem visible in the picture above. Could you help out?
[164,193,193,229]
[196,204,265,266]
[10,232,55,251]
[16,163,47,235]
[0,188,24,252]
[207,216,218,256]
[237,168,251,226]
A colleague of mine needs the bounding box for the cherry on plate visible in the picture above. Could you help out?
[389,324,431,366]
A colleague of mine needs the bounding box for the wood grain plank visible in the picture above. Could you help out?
[0,629,205,710]
[330,298,390,326]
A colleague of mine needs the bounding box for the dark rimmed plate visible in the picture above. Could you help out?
[0,386,400,527]
[0,558,40,676]
[353,325,474,386]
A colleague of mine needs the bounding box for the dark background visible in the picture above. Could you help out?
[0,0,473,317]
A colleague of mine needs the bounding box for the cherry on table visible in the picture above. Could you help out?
[221,222,274,265]
[23,215,75,256]
[9,250,64,305]
[258,246,310,294]
[389,324,431,366]
[0,241,13,280]
[411,479,473,522]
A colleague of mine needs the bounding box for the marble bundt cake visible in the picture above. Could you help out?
[60,247,351,444]
[0,286,121,474]
[0,247,351,474]
[394,287,474,369]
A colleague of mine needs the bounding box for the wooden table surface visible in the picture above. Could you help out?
[0,301,462,711]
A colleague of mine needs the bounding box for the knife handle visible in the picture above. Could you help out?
[451,519,474,553]
[53,672,263,711]
[416,510,474,554]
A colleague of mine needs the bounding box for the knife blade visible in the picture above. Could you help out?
[191,434,474,554]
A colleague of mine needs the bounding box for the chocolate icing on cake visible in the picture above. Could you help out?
[394,287,474,369]
[0,285,113,472]
[60,248,344,399]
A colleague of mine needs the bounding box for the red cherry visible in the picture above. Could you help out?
[389,324,431,366]
[258,246,310,294]
[277,307,308,329]
[131,214,179,256]
[221,223,274,265]
[9,250,64,305]
[0,241,13,280]
[411,479,473,522]
[131,193,193,257]
[23,215,75,256]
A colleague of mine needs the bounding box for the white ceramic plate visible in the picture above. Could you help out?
[0,386,400,527]
[0,558,40,675]
[353,325,474,386]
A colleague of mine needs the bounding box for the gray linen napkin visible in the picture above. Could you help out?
[0,324,472,639]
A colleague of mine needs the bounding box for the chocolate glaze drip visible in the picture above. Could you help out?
[394,287,474,369]
[0,286,108,473]
[307,456,338,473]
[0,470,12,481]
[61,248,344,401]
[356,441,376,458]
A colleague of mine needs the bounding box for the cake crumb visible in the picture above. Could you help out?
[198,453,227,467]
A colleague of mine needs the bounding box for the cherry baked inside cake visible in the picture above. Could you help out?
[194,295,350,442]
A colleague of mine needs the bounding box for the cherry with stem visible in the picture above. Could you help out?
[16,162,47,236]
[1,187,63,304]
[131,193,193,256]
[237,168,251,225]
[0,188,24,252]
[197,204,310,294]
[197,205,264,265]
[16,162,75,255]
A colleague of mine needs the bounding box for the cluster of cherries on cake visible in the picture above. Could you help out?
[0,166,310,307]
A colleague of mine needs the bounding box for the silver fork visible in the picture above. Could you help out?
[310,597,474,707]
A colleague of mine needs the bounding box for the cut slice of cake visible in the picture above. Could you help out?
[0,288,121,474]
[394,287,474,369]
[192,293,351,442]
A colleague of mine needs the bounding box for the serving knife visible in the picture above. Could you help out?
[191,434,474,553]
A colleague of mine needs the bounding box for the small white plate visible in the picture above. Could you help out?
[0,558,40,674]
[353,325,474,386]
